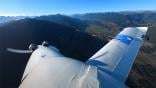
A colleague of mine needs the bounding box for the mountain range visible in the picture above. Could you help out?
[0,11,156,88]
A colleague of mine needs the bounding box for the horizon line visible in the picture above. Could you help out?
[0,10,156,17]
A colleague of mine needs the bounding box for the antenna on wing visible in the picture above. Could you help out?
[141,35,150,40]
[145,35,150,40]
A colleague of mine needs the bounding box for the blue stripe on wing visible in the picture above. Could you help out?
[116,34,133,45]
[86,60,107,66]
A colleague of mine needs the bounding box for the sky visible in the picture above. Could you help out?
[0,0,156,16]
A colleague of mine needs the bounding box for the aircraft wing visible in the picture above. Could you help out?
[87,27,148,82]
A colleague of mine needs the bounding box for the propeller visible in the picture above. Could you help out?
[6,41,49,54]
[7,48,32,53]
[7,44,38,54]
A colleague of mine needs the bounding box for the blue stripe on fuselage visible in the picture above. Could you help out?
[116,34,133,45]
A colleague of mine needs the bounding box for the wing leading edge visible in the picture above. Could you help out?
[87,27,148,82]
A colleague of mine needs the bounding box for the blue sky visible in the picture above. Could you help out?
[0,0,156,16]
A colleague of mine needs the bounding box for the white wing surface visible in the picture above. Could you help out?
[87,27,148,82]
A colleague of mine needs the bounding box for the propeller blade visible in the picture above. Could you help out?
[7,48,32,53]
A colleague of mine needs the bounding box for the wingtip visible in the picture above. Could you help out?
[136,27,148,34]
[136,26,148,30]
